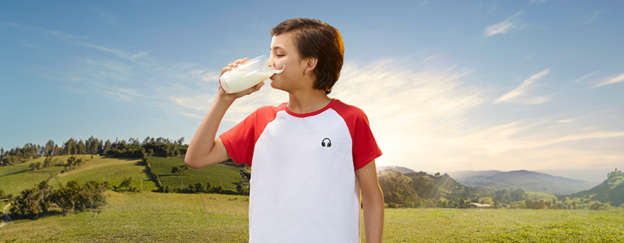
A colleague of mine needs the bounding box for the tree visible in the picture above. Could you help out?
[119,178,133,191]
[237,183,244,193]
[171,165,189,176]
[45,140,55,156]
[194,183,206,193]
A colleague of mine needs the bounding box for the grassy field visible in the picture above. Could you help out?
[1,190,623,242]
[53,156,158,191]
[149,156,245,191]
[0,191,249,242]
[0,155,88,195]
[382,208,624,242]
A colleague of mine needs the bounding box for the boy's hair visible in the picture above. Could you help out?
[270,18,344,94]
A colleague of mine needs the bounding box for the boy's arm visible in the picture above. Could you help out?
[185,57,263,169]
[356,160,384,243]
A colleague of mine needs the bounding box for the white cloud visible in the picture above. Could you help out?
[81,43,151,65]
[573,71,599,83]
[594,72,624,87]
[3,22,88,39]
[494,68,551,104]
[484,11,523,37]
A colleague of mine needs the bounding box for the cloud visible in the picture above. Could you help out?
[3,22,88,39]
[573,71,599,83]
[593,72,624,87]
[81,43,151,65]
[494,68,551,104]
[5,22,151,66]
[484,11,524,37]
[587,11,603,23]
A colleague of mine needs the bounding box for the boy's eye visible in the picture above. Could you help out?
[276,54,284,57]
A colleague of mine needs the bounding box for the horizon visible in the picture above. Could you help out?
[1,1,622,181]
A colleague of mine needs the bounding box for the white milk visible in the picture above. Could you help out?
[219,70,273,94]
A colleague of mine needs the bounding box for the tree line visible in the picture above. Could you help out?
[1,136,187,165]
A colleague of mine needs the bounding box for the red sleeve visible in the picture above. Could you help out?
[332,101,382,171]
[219,110,258,167]
[351,112,382,170]
[219,106,280,167]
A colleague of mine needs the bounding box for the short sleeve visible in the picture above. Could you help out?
[219,110,258,167]
[219,106,280,167]
[351,112,383,170]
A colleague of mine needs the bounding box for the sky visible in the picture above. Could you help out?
[1,0,623,184]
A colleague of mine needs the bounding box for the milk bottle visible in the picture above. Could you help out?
[219,55,284,94]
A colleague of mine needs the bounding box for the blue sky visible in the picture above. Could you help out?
[1,0,623,183]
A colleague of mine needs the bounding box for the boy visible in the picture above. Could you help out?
[185,18,384,243]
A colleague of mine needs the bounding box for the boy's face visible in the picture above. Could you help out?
[267,32,312,92]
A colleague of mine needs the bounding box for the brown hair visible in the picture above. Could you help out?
[270,18,344,94]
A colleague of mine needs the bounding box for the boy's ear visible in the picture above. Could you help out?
[303,57,318,75]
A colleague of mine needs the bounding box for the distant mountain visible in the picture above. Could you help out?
[377,166,416,174]
[569,169,624,207]
[447,170,595,194]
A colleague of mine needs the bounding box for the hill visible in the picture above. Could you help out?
[0,155,247,197]
[569,169,624,207]
[447,170,595,194]
[149,156,247,191]
[377,165,416,174]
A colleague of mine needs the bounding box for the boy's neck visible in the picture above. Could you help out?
[287,89,332,114]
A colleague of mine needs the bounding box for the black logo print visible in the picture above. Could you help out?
[321,138,332,147]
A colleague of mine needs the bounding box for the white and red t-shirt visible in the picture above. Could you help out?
[220,98,382,243]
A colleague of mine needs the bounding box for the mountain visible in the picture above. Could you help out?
[377,166,416,174]
[447,170,595,194]
[569,169,624,207]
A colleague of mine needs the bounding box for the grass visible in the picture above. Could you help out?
[53,156,158,191]
[1,191,623,242]
[381,208,624,242]
[0,191,249,242]
[149,156,245,191]
[0,155,87,195]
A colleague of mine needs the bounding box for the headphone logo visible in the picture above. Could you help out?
[321,138,332,147]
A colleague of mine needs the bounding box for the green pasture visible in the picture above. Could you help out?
[0,191,249,242]
[2,190,624,242]
[53,157,157,191]
[382,208,624,242]
[0,155,86,195]
[149,156,245,191]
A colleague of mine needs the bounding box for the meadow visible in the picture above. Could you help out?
[149,156,245,191]
[1,191,623,242]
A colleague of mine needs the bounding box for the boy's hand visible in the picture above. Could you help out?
[218,57,265,102]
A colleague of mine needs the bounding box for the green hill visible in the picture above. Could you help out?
[0,155,247,197]
[569,169,624,207]
[0,155,88,195]
[149,156,246,191]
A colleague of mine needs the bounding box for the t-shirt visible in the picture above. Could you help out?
[220,98,382,243]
